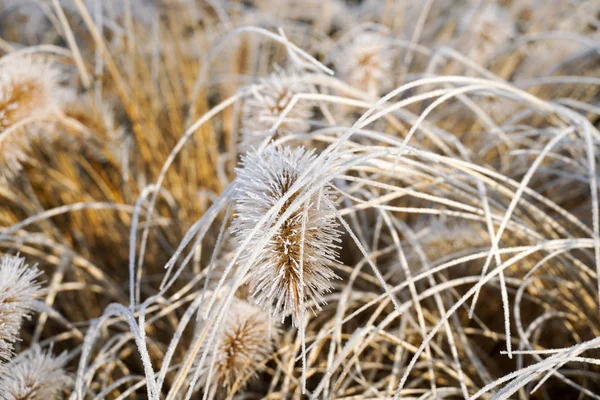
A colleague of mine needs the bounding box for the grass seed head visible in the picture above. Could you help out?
[459,4,516,64]
[200,297,275,394]
[240,70,312,152]
[0,344,71,400]
[0,57,63,182]
[231,145,341,327]
[333,31,394,95]
[0,255,43,369]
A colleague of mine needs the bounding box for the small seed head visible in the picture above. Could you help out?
[240,71,312,152]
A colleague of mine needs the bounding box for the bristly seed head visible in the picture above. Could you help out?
[459,4,516,64]
[199,297,275,394]
[240,69,312,152]
[0,344,71,400]
[0,255,43,370]
[0,56,63,183]
[231,145,341,327]
[333,31,394,95]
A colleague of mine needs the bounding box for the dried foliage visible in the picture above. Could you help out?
[0,0,599,399]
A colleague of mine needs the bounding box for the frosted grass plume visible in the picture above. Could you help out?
[459,4,516,66]
[332,31,394,96]
[198,296,275,395]
[240,70,312,152]
[0,255,43,370]
[231,145,341,327]
[0,56,63,182]
[0,344,71,400]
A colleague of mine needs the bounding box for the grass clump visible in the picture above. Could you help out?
[0,0,599,399]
